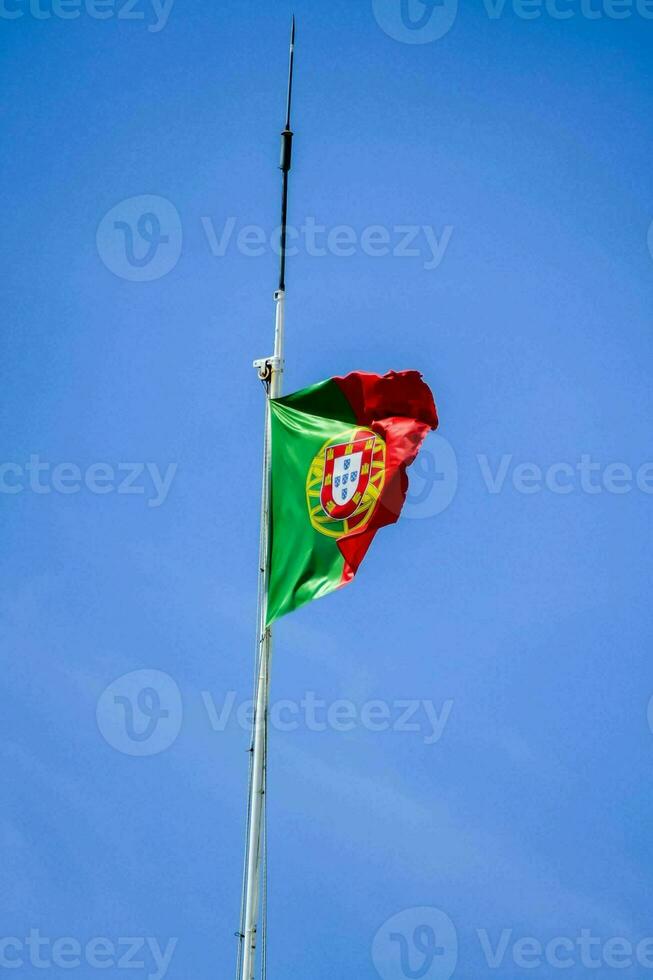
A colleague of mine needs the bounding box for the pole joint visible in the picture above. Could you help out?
[279,128,293,172]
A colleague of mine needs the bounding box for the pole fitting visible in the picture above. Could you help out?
[279,128,293,173]
[253,356,283,382]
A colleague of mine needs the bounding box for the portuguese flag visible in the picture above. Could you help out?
[267,370,438,623]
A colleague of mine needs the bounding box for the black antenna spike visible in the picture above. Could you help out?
[285,14,295,129]
[278,15,295,293]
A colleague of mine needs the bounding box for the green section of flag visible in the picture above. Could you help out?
[266,379,356,624]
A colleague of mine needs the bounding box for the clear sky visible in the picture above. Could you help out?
[2,1,652,978]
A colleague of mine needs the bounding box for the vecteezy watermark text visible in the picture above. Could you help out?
[202,690,454,745]
[95,195,454,282]
[373,907,653,979]
[372,0,653,46]
[477,928,653,970]
[0,931,177,979]
[201,216,454,271]
[399,440,653,521]
[0,456,178,508]
[96,670,454,756]
[477,453,653,495]
[0,0,174,31]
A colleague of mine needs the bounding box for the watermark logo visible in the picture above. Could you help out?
[404,435,458,519]
[373,0,653,42]
[477,453,653,496]
[0,457,177,507]
[202,216,453,270]
[203,691,453,746]
[97,195,182,282]
[405,446,653,513]
[477,927,653,970]
[372,907,458,980]
[373,913,653,973]
[372,0,459,43]
[0,0,175,30]
[96,204,454,280]
[0,930,177,979]
[482,0,653,22]
[97,670,183,756]
[98,684,453,754]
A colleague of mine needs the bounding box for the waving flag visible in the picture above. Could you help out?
[266,370,438,623]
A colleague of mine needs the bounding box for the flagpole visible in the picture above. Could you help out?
[238,16,295,980]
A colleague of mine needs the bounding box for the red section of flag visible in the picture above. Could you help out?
[334,370,438,432]
[332,371,438,585]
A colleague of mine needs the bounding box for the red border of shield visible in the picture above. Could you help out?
[320,431,376,521]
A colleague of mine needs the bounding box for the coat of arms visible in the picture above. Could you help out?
[306,427,386,538]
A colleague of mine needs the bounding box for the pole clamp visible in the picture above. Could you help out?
[253,356,283,382]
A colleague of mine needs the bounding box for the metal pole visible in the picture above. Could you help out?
[238,18,294,980]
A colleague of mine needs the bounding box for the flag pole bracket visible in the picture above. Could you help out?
[253,356,283,383]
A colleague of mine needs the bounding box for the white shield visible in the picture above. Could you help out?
[332,450,363,506]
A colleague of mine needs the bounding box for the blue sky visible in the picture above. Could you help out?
[2,1,652,978]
